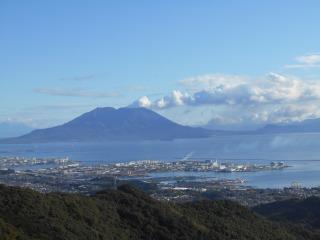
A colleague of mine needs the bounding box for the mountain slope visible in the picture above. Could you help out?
[0,184,314,240]
[1,107,213,143]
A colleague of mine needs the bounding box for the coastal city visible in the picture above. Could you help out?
[1,155,320,206]
[0,155,289,176]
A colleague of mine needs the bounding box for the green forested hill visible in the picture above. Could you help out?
[254,196,320,229]
[0,184,318,240]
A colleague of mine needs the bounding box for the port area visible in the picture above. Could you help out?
[1,156,319,206]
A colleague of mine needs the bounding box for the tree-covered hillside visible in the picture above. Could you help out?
[254,196,320,230]
[0,184,319,240]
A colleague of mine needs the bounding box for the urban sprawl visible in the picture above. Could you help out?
[1,156,319,206]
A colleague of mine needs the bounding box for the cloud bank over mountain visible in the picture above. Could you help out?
[130,72,320,127]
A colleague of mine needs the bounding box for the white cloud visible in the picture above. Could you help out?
[129,72,320,126]
[296,54,320,65]
[130,91,192,109]
[285,53,320,68]
[136,96,152,108]
[250,105,319,124]
[132,73,320,109]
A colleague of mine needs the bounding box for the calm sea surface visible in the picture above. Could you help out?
[1,133,320,188]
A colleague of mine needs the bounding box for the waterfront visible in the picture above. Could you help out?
[149,160,320,189]
[0,155,319,206]
[1,133,320,188]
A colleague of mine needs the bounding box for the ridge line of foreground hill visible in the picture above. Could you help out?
[0,184,320,240]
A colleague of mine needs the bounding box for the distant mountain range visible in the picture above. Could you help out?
[2,108,320,144]
[0,107,214,143]
[256,118,320,134]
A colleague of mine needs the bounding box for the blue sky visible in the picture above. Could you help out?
[1,1,320,129]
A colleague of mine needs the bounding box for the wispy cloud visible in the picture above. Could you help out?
[59,74,96,81]
[23,104,92,111]
[34,87,120,98]
[126,85,151,92]
[285,53,320,68]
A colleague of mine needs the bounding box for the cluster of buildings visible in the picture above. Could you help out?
[2,156,312,207]
[109,159,288,174]
[0,156,72,170]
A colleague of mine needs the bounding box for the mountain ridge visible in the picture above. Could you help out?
[3,107,320,144]
[256,118,320,134]
[0,107,214,143]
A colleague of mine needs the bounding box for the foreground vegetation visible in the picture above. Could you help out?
[0,184,319,240]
